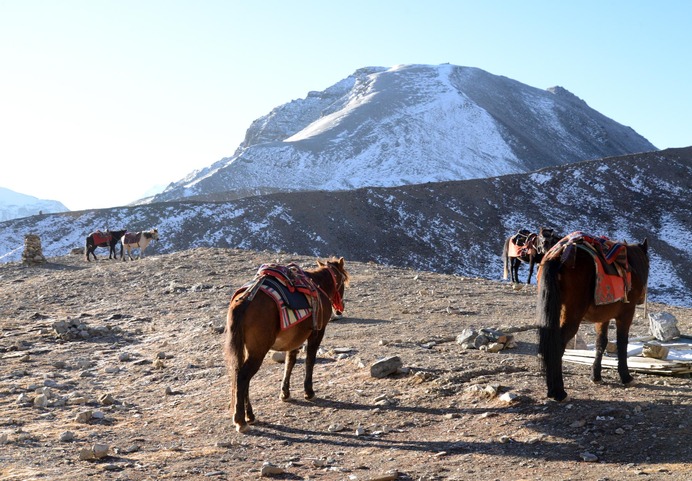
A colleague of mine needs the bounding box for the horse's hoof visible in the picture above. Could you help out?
[548,391,569,402]
[280,392,290,402]
[235,423,250,434]
[304,391,315,400]
[623,378,636,387]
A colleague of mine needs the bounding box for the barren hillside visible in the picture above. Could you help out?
[1,249,690,480]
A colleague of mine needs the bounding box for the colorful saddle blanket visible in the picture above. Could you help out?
[544,231,632,305]
[234,263,321,330]
[123,232,142,245]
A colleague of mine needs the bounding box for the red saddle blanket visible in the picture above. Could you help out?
[92,231,112,245]
[543,231,632,305]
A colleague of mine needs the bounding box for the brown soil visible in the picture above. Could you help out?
[1,248,690,480]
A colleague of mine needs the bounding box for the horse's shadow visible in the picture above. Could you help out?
[331,315,388,326]
[244,390,690,465]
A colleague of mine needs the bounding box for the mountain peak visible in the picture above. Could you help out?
[151,63,656,204]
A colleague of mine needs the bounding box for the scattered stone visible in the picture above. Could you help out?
[456,328,478,345]
[642,343,669,360]
[270,351,286,363]
[118,352,132,362]
[580,451,599,462]
[99,393,116,406]
[499,392,518,404]
[75,410,93,423]
[355,426,367,436]
[59,431,75,442]
[367,472,399,481]
[79,443,110,461]
[260,462,284,476]
[16,393,33,405]
[649,312,680,341]
[0,433,9,444]
[370,356,403,378]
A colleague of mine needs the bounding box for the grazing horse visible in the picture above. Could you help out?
[502,229,540,284]
[85,229,127,262]
[537,232,649,401]
[121,229,159,260]
[503,227,563,284]
[225,257,349,433]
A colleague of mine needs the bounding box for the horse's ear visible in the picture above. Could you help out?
[641,238,648,253]
[317,259,325,267]
[338,257,344,268]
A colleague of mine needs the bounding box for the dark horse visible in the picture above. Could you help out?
[537,233,649,401]
[85,229,127,262]
[503,227,561,284]
[224,257,349,433]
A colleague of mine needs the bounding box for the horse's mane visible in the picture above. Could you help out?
[627,242,649,286]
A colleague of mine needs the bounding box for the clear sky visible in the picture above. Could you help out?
[1,1,690,211]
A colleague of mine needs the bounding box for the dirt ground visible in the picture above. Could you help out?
[1,248,690,481]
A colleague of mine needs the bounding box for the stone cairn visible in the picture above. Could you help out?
[22,234,47,265]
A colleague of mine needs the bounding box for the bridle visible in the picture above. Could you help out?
[316,264,345,313]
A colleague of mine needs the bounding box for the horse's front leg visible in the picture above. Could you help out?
[526,257,535,284]
[615,317,634,385]
[591,321,609,383]
[280,349,299,401]
[303,329,326,400]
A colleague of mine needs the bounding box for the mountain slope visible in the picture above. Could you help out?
[0,187,69,221]
[1,147,689,306]
[151,64,656,203]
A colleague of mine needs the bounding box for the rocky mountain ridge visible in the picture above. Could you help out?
[1,147,690,306]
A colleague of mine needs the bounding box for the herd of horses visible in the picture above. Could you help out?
[85,228,159,261]
[221,226,650,432]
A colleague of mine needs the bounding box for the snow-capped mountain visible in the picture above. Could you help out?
[151,64,656,203]
[0,187,68,221]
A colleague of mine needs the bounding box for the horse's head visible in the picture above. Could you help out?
[536,227,562,255]
[150,228,159,240]
[317,257,349,314]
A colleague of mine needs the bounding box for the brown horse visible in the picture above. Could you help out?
[503,227,561,284]
[537,233,649,401]
[224,257,349,433]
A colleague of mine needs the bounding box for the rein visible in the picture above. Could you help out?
[315,265,344,313]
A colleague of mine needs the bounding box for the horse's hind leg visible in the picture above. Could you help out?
[615,315,635,385]
[591,321,610,383]
[280,349,299,401]
[234,355,263,432]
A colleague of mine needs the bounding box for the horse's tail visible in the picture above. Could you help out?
[224,295,250,381]
[537,259,562,372]
[502,237,509,280]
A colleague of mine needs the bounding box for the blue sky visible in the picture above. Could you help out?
[1,1,690,211]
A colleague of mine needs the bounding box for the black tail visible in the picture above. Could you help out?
[537,259,562,371]
[502,237,509,280]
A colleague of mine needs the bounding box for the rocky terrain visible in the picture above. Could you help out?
[1,249,690,480]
